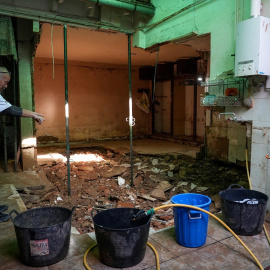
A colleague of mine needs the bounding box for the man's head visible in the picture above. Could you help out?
[0,67,11,93]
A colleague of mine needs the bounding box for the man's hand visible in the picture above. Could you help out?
[22,109,45,124]
[33,112,45,124]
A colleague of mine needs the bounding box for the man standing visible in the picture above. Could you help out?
[0,67,45,123]
[0,67,45,222]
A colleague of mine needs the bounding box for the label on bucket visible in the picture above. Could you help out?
[30,239,49,256]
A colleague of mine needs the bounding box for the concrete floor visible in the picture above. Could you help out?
[1,139,270,270]
[36,138,201,157]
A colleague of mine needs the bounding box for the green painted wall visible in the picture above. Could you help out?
[134,0,251,80]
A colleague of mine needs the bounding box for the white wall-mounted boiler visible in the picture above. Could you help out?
[235,16,270,77]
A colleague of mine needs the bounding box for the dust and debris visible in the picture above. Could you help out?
[19,147,249,234]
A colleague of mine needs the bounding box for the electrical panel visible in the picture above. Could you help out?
[235,16,270,77]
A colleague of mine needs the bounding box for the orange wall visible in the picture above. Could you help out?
[34,59,151,143]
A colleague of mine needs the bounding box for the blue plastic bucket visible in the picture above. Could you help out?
[171,193,211,248]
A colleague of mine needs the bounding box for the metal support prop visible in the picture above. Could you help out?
[64,24,71,196]
[12,59,18,172]
[193,75,197,141]
[2,116,8,172]
[128,34,133,187]
[151,48,159,133]
[0,57,8,172]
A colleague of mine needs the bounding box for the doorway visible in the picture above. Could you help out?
[154,80,171,134]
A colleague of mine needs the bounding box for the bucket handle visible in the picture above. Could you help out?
[71,206,76,217]
[228,184,245,190]
[91,209,102,220]
[188,210,202,219]
[9,209,19,224]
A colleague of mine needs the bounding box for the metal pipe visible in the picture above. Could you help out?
[170,76,174,136]
[2,116,8,172]
[193,75,198,141]
[12,58,18,172]
[0,57,8,172]
[218,112,236,119]
[251,0,261,18]
[152,48,159,133]
[64,24,71,196]
[128,34,133,187]
[87,0,155,17]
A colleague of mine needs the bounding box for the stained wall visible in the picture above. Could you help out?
[34,60,151,143]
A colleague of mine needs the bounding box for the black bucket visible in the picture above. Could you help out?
[9,206,75,267]
[92,207,152,268]
[219,184,268,236]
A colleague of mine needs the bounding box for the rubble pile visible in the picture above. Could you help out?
[19,147,248,234]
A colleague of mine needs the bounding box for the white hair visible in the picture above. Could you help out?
[0,67,10,79]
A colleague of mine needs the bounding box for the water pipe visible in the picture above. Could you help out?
[218,112,237,121]
[86,0,155,17]
[218,112,245,122]
[251,0,261,18]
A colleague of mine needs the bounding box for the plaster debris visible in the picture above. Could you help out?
[190,183,197,190]
[151,189,167,201]
[152,167,160,173]
[117,176,125,186]
[152,159,159,166]
[28,146,249,233]
[197,187,210,192]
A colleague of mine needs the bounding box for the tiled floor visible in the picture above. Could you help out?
[1,144,270,270]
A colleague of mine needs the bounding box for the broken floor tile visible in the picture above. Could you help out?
[152,159,159,165]
[151,189,167,201]
[77,165,95,171]
[156,181,172,191]
[103,166,127,178]
[190,183,197,190]
[197,186,210,192]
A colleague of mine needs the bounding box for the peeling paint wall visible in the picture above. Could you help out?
[134,0,250,80]
[34,60,151,143]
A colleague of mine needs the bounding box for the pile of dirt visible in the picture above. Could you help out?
[19,147,248,234]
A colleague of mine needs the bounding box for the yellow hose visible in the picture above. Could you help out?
[154,204,264,270]
[147,242,160,270]
[84,204,263,270]
[84,243,97,270]
[83,242,160,270]
[83,150,267,270]
[245,149,270,245]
